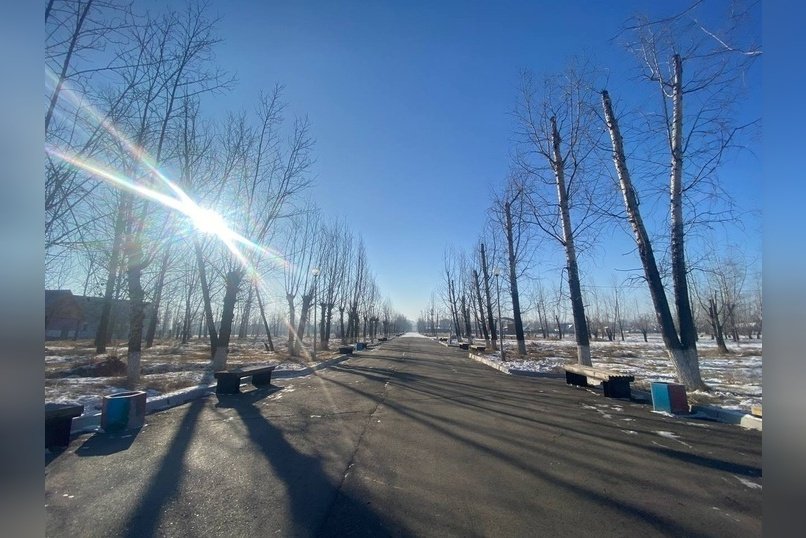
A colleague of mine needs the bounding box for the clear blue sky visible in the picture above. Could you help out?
[179,0,761,321]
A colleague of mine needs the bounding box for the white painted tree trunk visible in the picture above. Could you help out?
[126,350,140,388]
[212,346,228,372]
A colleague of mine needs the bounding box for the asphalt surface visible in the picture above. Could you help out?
[45,336,762,537]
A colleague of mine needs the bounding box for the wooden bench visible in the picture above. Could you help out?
[458,343,469,350]
[214,366,276,394]
[471,345,486,352]
[378,337,387,342]
[45,403,84,448]
[563,364,635,399]
[338,345,354,355]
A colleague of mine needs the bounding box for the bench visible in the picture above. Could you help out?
[563,364,635,399]
[378,337,387,342]
[45,403,84,448]
[338,345,354,355]
[458,343,469,350]
[471,345,486,352]
[214,365,276,394]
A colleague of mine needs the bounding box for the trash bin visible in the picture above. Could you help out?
[356,342,366,351]
[650,382,689,414]
[101,390,146,432]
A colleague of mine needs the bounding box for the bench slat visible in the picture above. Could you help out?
[563,364,634,381]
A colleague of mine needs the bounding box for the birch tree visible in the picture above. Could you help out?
[513,66,611,366]
[600,1,759,389]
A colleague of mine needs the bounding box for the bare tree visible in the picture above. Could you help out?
[600,2,759,389]
[489,183,532,355]
[478,241,498,350]
[514,65,612,366]
[282,208,319,357]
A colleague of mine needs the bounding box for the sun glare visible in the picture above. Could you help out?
[190,206,230,236]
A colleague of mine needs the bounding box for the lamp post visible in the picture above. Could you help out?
[312,267,320,361]
[494,267,505,361]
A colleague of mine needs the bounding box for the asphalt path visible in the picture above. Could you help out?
[45,335,762,537]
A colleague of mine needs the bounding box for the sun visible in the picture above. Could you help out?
[188,206,231,237]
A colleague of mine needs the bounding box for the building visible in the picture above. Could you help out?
[45,289,153,341]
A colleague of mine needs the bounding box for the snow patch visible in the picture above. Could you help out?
[735,476,762,489]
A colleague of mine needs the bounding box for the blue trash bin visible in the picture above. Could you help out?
[650,382,689,414]
[101,390,146,432]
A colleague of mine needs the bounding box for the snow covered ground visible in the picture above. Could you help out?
[470,333,761,413]
[44,337,339,417]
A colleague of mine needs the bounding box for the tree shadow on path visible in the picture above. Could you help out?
[229,389,407,536]
[121,398,205,538]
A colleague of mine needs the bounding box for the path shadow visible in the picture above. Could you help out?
[230,395,408,536]
[213,384,280,409]
[121,398,205,538]
[649,445,762,477]
[74,429,141,457]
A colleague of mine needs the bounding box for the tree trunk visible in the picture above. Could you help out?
[555,315,563,340]
[601,88,706,390]
[339,307,346,344]
[212,269,243,370]
[472,269,490,344]
[504,201,527,355]
[95,196,127,354]
[707,295,730,354]
[145,249,171,348]
[323,304,334,349]
[125,241,145,389]
[255,287,275,352]
[238,283,254,339]
[550,117,591,366]
[480,243,498,350]
[668,54,702,377]
[287,294,297,354]
[295,292,313,356]
[461,293,473,343]
[193,238,218,356]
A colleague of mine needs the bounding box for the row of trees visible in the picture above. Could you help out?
[45,0,409,387]
[424,1,760,390]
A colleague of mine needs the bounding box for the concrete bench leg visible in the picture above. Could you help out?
[603,379,631,399]
[45,417,74,448]
[216,375,242,394]
[565,371,588,387]
[251,371,273,387]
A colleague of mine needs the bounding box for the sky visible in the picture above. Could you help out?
[161,0,762,321]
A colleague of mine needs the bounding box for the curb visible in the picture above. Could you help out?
[690,404,762,431]
[68,352,356,436]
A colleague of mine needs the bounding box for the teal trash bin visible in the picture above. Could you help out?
[650,382,689,414]
[101,391,146,432]
[356,342,366,351]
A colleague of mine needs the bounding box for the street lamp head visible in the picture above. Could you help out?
[493,267,501,277]
[312,267,320,277]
